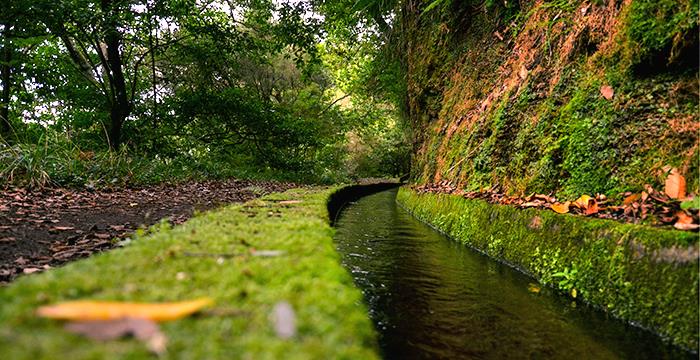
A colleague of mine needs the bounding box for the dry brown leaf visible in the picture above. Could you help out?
[674,211,698,230]
[623,193,641,205]
[50,226,75,231]
[65,318,167,355]
[37,298,213,322]
[664,168,686,200]
[584,203,600,215]
[519,65,528,80]
[278,200,302,205]
[674,223,700,231]
[551,202,570,214]
[600,85,614,100]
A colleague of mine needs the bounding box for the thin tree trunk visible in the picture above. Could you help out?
[101,0,130,150]
[148,5,158,151]
[0,25,12,140]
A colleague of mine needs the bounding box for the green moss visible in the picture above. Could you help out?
[398,187,699,350]
[406,0,698,198]
[626,0,698,60]
[0,187,379,359]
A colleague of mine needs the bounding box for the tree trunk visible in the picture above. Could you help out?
[148,5,158,152]
[101,0,130,150]
[0,25,12,140]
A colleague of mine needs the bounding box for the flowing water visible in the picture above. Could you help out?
[333,189,692,360]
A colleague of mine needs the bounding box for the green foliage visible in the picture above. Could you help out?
[626,0,699,58]
[0,0,413,187]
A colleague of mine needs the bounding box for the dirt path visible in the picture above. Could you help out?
[1,179,297,284]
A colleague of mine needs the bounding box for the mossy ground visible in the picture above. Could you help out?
[0,187,379,359]
[398,187,699,350]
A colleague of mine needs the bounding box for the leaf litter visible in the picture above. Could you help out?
[0,179,297,284]
[414,170,698,231]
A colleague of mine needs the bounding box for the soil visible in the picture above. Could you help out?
[0,179,297,284]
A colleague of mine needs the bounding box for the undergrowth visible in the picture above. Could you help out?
[0,135,349,189]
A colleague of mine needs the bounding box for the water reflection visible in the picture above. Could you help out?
[333,189,691,360]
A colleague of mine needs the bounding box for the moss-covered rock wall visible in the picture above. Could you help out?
[404,0,698,198]
[397,187,699,350]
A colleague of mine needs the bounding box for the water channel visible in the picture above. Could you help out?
[333,189,692,359]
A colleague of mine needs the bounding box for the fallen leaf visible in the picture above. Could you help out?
[23,267,42,274]
[50,226,75,231]
[600,85,614,100]
[0,237,16,243]
[674,211,698,230]
[527,283,541,293]
[271,301,296,339]
[520,201,541,208]
[583,202,600,215]
[641,191,649,202]
[574,195,599,215]
[65,318,167,355]
[94,233,112,239]
[623,193,641,205]
[573,195,593,209]
[518,65,528,80]
[37,298,213,322]
[664,168,686,199]
[278,200,302,205]
[109,225,126,231]
[674,223,700,231]
[252,250,285,257]
[551,202,570,214]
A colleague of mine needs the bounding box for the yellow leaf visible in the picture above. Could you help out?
[573,195,592,209]
[551,202,570,214]
[573,195,600,215]
[527,283,541,293]
[37,298,213,322]
[571,288,577,298]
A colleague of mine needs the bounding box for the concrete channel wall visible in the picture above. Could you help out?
[397,187,699,351]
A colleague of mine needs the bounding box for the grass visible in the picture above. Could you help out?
[0,138,348,189]
[397,187,699,350]
[0,187,379,359]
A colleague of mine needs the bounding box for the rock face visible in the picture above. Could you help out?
[403,0,698,198]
